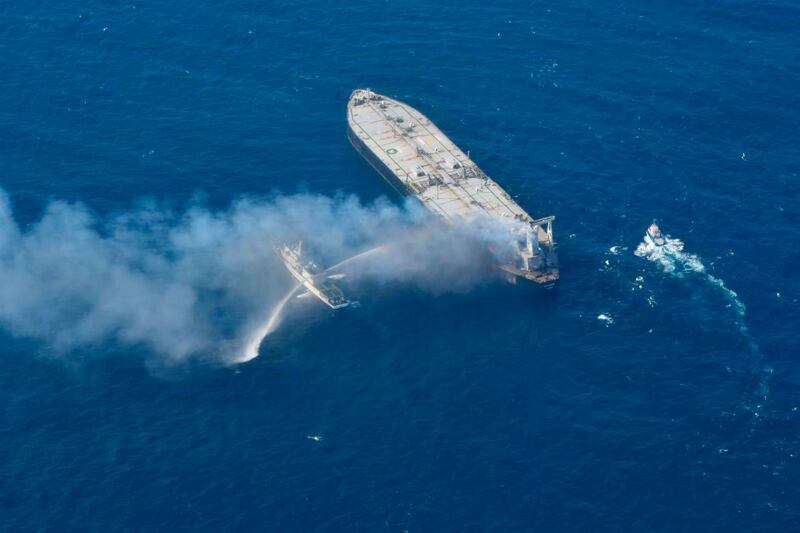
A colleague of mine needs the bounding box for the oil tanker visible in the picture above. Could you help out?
[347,89,559,286]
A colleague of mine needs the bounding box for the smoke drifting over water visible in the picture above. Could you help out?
[0,190,508,369]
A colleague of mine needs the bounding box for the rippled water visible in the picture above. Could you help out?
[1,1,798,530]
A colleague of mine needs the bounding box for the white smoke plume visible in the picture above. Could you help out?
[0,189,511,368]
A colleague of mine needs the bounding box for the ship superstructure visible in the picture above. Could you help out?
[277,242,350,309]
[645,220,666,247]
[347,89,559,286]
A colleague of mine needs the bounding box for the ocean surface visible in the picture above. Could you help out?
[1,1,799,530]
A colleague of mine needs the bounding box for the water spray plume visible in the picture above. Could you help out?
[237,243,392,363]
[237,283,301,363]
[325,244,390,272]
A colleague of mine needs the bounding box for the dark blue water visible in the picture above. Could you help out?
[1,1,799,530]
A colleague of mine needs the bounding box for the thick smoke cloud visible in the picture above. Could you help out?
[0,190,514,368]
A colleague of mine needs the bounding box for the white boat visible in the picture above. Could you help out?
[644,220,666,247]
[276,242,350,310]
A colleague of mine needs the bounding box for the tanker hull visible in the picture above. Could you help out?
[347,89,559,286]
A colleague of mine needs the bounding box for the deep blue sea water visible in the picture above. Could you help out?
[1,1,799,530]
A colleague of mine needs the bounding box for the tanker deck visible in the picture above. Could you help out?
[347,89,559,286]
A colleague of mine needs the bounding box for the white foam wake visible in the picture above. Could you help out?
[635,233,744,318]
[635,234,703,275]
[635,226,770,416]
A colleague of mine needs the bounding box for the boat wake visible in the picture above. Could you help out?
[634,224,771,417]
[634,233,744,318]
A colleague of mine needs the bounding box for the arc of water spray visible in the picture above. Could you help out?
[324,243,390,272]
[236,244,391,363]
[237,283,301,363]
